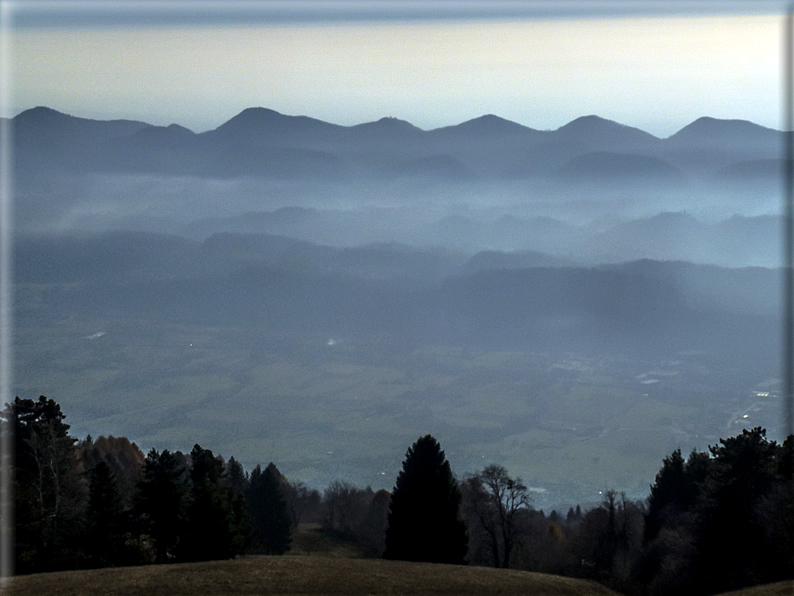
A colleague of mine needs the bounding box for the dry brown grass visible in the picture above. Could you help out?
[3,556,623,596]
[287,523,367,559]
[715,581,794,596]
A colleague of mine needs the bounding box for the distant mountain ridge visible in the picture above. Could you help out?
[17,104,780,141]
[12,105,782,183]
[12,105,785,236]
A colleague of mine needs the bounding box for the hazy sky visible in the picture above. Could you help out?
[2,1,788,137]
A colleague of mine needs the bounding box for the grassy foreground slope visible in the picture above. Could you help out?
[716,581,794,596]
[4,556,620,596]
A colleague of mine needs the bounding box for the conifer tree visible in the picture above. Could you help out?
[224,456,249,495]
[693,428,780,594]
[86,461,126,567]
[2,396,86,572]
[384,435,467,564]
[134,448,188,563]
[247,462,292,555]
[81,435,145,509]
[182,444,243,561]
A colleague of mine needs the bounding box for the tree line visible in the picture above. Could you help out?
[3,395,793,596]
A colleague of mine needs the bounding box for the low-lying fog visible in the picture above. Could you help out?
[11,107,788,507]
[17,173,783,268]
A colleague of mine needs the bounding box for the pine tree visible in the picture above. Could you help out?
[247,463,292,555]
[86,461,126,567]
[224,456,249,495]
[693,428,780,594]
[182,444,243,561]
[81,435,145,509]
[384,435,467,564]
[134,448,188,563]
[2,396,86,572]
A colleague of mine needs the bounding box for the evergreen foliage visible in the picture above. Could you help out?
[384,434,468,564]
[182,444,250,561]
[644,448,704,542]
[224,456,249,495]
[247,462,292,555]
[81,435,145,509]
[2,396,86,573]
[7,394,794,596]
[85,461,127,567]
[692,428,784,594]
[637,428,794,596]
[134,448,188,563]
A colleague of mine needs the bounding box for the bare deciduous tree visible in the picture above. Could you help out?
[464,464,531,568]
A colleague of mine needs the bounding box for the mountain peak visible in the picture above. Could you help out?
[669,116,779,144]
[558,114,647,133]
[13,106,150,138]
[561,114,609,126]
[375,116,413,125]
[432,114,535,136]
[352,116,422,132]
[209,107,342,139]
[555,115,659,144]
[15,106,69,120]
[217,107,285,128]
[166,123,194,134]
[14,106,87,128]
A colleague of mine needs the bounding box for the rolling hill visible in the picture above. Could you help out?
[6,556,791,596]
[4,556,622,596]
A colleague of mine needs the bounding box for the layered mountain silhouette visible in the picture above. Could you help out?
[14,228,781,355]
[12,106,782,184]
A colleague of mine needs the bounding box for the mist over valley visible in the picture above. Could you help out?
[11,106,786,508]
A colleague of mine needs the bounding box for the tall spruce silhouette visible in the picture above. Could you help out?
[134,448,188,563]
[247,462,292,555]
[3,396,85,572]
[86,461,126,567]
[384,435,467,564]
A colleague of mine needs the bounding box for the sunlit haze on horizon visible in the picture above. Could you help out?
[3,3,785,137]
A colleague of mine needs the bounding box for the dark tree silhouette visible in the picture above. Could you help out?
[134,448,188,563]
[85,461,126,567]
[224,456,249,495]
[464,464,530,568]
[81,435,145,509]
[359,488,391,557]
[247,462,292,555]
[384,434,467,564]
[286,480,321,527]
[2,396,86,573]
[322,480,369,537]
[645,449,692,542]
[693,427,781,594]
[182,444,249,561]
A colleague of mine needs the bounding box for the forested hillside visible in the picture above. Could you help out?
[4,395,792,596]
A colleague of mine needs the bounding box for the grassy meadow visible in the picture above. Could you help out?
[5,557,792,596]
[2,556,623,596]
